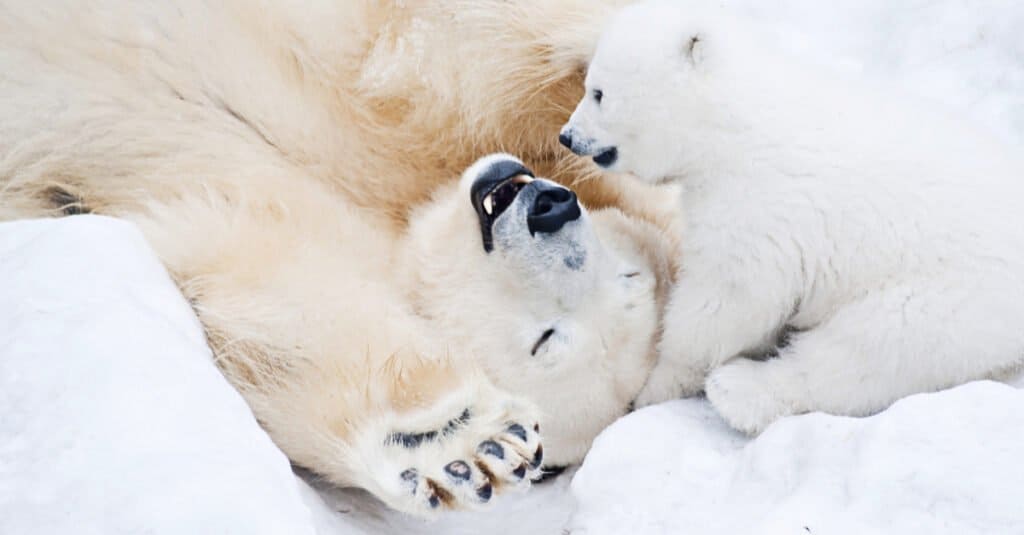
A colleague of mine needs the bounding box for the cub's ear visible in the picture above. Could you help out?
[683,34,705,67]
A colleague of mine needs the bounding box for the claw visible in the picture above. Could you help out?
[476,483,493,502]
[531,444,544,469]
[425,480,453,509]
[475,459,497,484]
[512,463,527,479]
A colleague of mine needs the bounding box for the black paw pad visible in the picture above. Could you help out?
[534,423,540,433]
[428,493,441,509]
[530,444,544,469]
[512,463,527,480]
[444,460,472,481]
[476,483,493,502]
[400,469,418,494]
[506,423,528,442]
[478,440,505,459]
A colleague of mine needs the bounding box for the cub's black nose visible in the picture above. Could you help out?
[527,182,581,235]
[558,131,573,149]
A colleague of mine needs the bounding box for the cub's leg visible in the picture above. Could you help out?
[137,192,542,515]
[635,253,797,407]
[705,274,1024,434]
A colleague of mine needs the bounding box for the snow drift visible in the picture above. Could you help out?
[3,210,1022,535]
[570,384,1024,534]
[0,217,319,535]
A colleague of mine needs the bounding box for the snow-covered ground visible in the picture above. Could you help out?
[571,384,1024,534]
[0,217,319,535]
[2,2,1024,534]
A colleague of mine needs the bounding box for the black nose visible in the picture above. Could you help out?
[527,182,581,235]
[558,131,573,149]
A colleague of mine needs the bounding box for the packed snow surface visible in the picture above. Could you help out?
[2,1,1024,534]
[0,217,318,535]
[570,385,1024,534]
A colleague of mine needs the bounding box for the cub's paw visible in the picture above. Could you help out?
[705,359,796,435]
[368,397,543,516]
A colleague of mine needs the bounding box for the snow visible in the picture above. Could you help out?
[304,467,577,535]
[2,2,1024,534]
[726,0,1024,148]
[569,384,1024,534]
[0,217,319,535]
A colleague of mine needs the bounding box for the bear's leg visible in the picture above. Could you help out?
[136,193,543,515]
[705,275,1024,434]
[635,267,795,407]
[229,341,544,516]
[199,307,544,517]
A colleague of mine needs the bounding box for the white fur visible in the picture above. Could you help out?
[564,0,1024,433]
[402,154,668,463]
[0,0,673,516]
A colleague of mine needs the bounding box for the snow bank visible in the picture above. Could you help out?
[3,214,1018,535]
[569,383,1024,534]
[0,216,322,535]
[0,215,570,535]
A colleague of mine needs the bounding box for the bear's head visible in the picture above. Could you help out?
[559,1,752,183]
[400,154,672,466]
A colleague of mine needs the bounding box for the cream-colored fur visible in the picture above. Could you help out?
[0,0,673,516]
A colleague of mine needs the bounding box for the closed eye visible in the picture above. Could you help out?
[531,328,556,356]
[593,89,603,104]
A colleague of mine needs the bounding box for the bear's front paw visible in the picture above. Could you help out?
[372,399,543,516]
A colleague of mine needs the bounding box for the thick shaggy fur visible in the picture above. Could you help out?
[0,0,663,225]
[0,0,676,516]
[562,0,1024,433]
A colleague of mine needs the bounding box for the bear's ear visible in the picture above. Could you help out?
[683,34,705,67]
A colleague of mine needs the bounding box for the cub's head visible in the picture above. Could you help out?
[401,154,671,466]
[559,1,742,182]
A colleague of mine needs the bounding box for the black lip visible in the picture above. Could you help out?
[470,160,535,253]
[593,147,618,167]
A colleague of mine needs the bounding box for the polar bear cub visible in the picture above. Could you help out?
[561,0,1024,433]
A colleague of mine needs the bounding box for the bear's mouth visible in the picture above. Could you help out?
[475,175,533,252]
[471,160,536,253]
[480,175,534,222]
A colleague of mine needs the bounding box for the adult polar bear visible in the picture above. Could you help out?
[561,0,1024,433]
[0,0,674,516]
